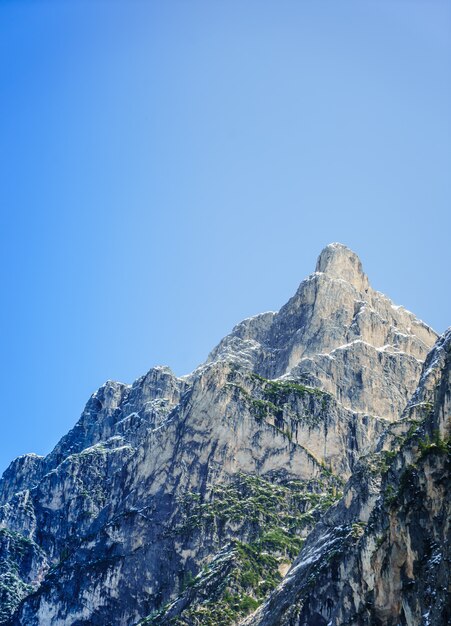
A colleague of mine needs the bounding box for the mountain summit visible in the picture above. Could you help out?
[208,243,435,418]
[0,245,448,626]
[315,242,369,290]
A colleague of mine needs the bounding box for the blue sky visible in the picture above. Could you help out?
[0,0,450,474]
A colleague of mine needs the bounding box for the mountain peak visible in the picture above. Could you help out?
[0,241,442,626]
[315,242,369,291]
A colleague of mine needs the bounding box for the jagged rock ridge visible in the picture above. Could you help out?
[0,244,443,626]
[208,243,435,420]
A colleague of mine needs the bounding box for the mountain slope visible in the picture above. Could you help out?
[0,244,439,626]
[241,329,451,626]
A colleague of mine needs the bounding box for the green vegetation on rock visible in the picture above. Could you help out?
[228,372,332,433]
[0,528,45,623]
[148,472,342,625]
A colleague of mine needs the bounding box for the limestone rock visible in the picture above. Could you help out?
[0,244,444,626]
[208,243,436,420]
[242,329,451,626]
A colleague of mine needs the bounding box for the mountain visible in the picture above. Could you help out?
[0,243,446,626]
[242,328,451,626]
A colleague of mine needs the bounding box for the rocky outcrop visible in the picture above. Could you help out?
[0,244,442,625]
[0,528,47,624]
[0,367,187,620]
[242,329,451,626]
[208,243,436,420]
[0,456,45,509]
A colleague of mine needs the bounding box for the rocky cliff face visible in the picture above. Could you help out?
[241,329,451,626]
[0,244,444,626]
[208,243,434,420]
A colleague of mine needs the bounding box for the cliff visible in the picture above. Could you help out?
[0,244,444,626]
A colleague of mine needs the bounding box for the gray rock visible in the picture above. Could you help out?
[208,243,436,420]
[242,329,451,626]
[0,244,444,626]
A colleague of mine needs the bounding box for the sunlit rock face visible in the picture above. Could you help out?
[208,242,436,419]
[0,244,443,626]
[242,329,451,626]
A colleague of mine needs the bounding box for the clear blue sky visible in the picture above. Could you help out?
[0,0,450,474]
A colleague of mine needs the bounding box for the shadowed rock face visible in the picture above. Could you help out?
[0,244,443,626]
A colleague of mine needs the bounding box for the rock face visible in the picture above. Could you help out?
[0,243,444,626]
[208,243,435,420]
[242,329,451,626]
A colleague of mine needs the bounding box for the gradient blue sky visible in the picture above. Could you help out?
[1,0,450,474]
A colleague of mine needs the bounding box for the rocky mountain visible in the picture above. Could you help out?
[242,328,451,626]
[0,243,446,626]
